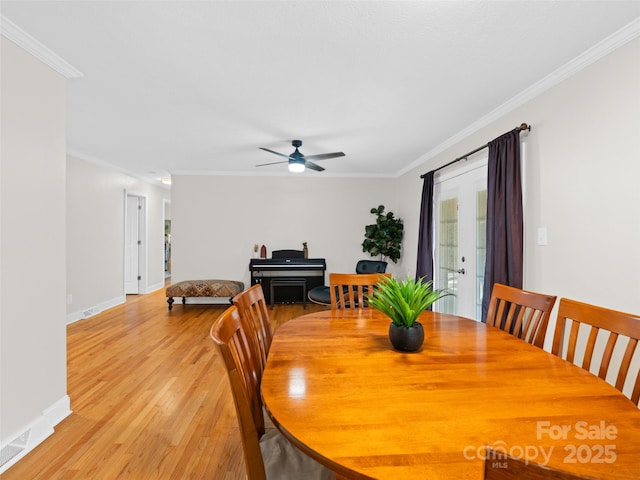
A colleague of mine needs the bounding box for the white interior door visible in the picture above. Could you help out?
[125,195,141,294]
[433,162,487,320]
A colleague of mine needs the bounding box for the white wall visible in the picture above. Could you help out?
[171,175,400,289]
[0,37,69,461]
[66,155,171,321]
[397,37,640,322]
[0,35,171,471]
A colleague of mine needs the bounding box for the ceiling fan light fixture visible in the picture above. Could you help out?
[288,161,305,173]
[257,139,342,173]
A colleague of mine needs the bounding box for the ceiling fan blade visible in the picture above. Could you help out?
[259,142,342,171]
[259,147,292,159]
[256,160,289,167]
[301,152,345,161]
[305,161,325,172]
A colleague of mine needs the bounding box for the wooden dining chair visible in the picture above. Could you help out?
[210,306,335,480]
[329,272,391,310]
[308,260,388,306]
[551,298,640,406]
[485,283,557,348]
[484,448,597,479]
[232,284,273,376]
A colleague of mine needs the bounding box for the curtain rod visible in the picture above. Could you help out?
[420,123,531,178]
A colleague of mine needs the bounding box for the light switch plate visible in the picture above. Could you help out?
[537,227,548,246]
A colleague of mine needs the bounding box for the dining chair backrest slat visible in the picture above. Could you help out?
[485,283,557,349]
[551,298,640,406]
[329,273,391,310]
[232,284,273,379]
[210,305,267,480]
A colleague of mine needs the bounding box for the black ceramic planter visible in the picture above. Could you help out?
[388,322,424,352]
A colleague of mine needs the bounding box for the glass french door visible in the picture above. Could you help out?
[433,162,487,320]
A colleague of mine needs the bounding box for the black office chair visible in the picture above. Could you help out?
[308,260,388,306]
[354,260,387,274]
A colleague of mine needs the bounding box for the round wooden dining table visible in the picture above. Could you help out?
[261,309,640,479]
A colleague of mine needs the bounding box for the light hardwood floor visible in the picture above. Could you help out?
[2,285,327,479]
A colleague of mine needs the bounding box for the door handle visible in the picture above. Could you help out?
[443,267,466,274]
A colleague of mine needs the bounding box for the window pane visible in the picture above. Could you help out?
[476,190,487,320]
[439,198,458,314]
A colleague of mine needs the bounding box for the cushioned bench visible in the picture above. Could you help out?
[165,279,244,310]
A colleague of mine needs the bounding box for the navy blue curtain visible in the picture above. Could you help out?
[416,171,435,283]
[481,129,524,322]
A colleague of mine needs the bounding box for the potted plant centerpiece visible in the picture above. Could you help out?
[367,276,449,352]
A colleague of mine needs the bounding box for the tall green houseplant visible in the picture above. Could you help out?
[362,205,403,263]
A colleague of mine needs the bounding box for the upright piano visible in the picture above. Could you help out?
[249,257,326,304]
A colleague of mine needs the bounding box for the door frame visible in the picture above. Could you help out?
[124,191,147,295]
[433,157,488,320]
[163,199,171,276]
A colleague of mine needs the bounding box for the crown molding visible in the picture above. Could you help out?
[170,169,392,179]
[397,16,640,177]
[0,15,83,79]
[67,149,170,189]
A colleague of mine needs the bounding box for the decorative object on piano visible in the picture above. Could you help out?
[362,205,404,264]
[253,244,259,258]
[367,276,449,352]
[260,244,267,258]
[256,139,345,173]
[303,242,308,259]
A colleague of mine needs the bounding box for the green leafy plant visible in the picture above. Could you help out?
[367,276,449,327]
[362,205,403,263]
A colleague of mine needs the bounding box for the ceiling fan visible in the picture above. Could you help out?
[257,140,345,173]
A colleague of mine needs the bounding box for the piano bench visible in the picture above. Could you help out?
[165,279,244,311]
[270,278,306,309]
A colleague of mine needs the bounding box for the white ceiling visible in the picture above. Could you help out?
[2,1,639,184]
